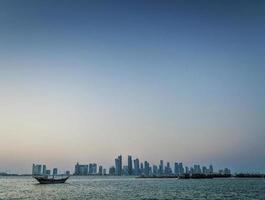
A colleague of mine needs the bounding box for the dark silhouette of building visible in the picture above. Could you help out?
[159,160,164,175]
[115,155,122,176]
[128,155,133,175]
[134,158,140,175]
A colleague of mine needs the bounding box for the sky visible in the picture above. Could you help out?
[0,0,265,174]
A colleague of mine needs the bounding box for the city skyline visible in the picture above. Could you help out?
[34,154,231,176]
[0,0,265,174]
[1,153,244,175]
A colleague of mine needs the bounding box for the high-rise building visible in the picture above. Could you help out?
[165,162,172,175]
[133,158,140,176]
[32,164,42,175]
[209,165,213,174]
[123,166,129,176]
[89,164,93,174]
[202,166,207,174]
[174,162,179,175]
[193,165,201,174]
[190,167,194,174]
[153,165,158,176]
[98,165,103,175]
[115,155,122,176]
[115,159,119,175]
[144,161,149,176]
[149,166,152,175]
[87,163,97,174]
[109,166,115,175]
[75,163,79,175]
[92,163,97,174]
[159,160,164,175]
[53,168,58,175]
[140,162,144,175]
[74,162,88,175]
[42,165,46,175]
[179,163,184,175]
[128,155,133,175]
[46,169,51,175]
[185,166,189,174]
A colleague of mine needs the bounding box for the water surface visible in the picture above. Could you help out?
[0,176,264,199]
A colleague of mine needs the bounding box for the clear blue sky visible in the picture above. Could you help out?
[0,0,265,173]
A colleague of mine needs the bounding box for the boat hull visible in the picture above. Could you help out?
[33,176,69,184]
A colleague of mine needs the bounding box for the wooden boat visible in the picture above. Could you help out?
[33,175,70,184]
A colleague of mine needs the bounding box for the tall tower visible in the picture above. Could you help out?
[115,155,122,176]
[174,162,179,175]
[209,164,213,174]
[134,158,140,175]
[144,161,150,176]
[159,160,164,175]
[128,155,133,175]
[179,162,184,175]
[42,165,46,175]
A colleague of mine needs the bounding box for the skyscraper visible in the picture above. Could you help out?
[98,165,103,175]
[115,159,119,175]
[144,161,149,176]
[209,165,214,174]
[159,160,164,175]
[179,162,184,175]
[115,155,122,176]
[140,162,144,175]
[193,164,201,174]
[92,163,97,174]
[37,165,42,175]
[32,164,42,175]
[165,162,172,175]
[202,166,207,174]
[123,166,129,175]
[128,155,133,175]
[74,162,88,175]
[89,163,93,174]
[153,165,158,176]
[109,166,115,175]
[42,165,46,175]
[133,158,140,176]
[185,166,189,174]
[53,168,58,175]
[174,162,179,175]
[74,162,80,175]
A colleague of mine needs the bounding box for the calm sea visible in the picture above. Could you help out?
[0,176,264,200]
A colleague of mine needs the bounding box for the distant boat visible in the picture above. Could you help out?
[33,175,70,184]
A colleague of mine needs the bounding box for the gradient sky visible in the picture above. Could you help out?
[0,0,265,174]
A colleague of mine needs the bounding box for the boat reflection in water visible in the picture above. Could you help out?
[33,175,70,184]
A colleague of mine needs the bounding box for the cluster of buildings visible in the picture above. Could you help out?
[74,155,231,176]
[32,156,232,177]
[110,155,214,176]
[74,162,106,175]
[32,164,70,176]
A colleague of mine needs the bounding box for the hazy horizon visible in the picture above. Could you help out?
[0,0,265,174]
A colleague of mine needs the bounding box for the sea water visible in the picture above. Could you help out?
[0,176,264,200]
